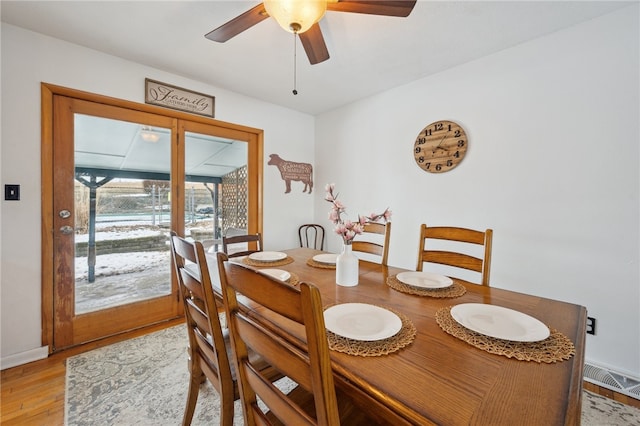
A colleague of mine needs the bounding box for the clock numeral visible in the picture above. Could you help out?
[425,162,431,169]
[457,140,465,147]
[425,129,432,136]
[446,160,453,167]
[415,146,422,154]
[417,156,425,164]
[434,123,444,131]
[435,164,442,171]
[454,130,461,137]
[453,151,460,158]
[417,137,426,145]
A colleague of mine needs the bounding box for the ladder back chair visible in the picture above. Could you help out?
[170,232,280,426]
[351,221,392,266]
[217,252,374,426]
[222,232,263,258]
[299,224,325,250]
[416,224,493,286]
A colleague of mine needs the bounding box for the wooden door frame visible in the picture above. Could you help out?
[41,83,264,352]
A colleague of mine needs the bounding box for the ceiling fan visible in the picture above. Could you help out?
[205,0,417,65]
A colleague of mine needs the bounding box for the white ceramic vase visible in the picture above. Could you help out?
[336,243,359,286]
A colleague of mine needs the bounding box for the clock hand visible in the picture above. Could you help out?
[436,131,450,148]
[432,131,450,153]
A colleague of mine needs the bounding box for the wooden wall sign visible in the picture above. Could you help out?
[267,154,313,194]
[145,78,215,117]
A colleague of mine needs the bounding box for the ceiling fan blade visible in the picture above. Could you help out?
[205,3,269,42]
[299,23,330,65]
[327,0,416,17]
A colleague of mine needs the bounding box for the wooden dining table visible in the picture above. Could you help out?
[209,247,587,425]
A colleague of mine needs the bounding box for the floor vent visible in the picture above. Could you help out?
[584,363,640,400]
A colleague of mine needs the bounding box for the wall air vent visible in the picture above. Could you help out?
[584,363,640,400]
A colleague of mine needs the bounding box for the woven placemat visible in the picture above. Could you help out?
[435,306,575,363]
[306,258,336,269]
[243,256,294,267]
[387,275,467,298]
[288,272,300,286]
[325,306,416,357]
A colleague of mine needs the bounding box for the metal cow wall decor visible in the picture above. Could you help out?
[268,154,313,194]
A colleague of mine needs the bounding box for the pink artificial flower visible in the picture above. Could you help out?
[325,183,390,244]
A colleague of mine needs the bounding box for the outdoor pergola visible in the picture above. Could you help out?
[75,166,222,282]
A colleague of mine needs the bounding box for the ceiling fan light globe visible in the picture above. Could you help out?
[264,0,327,34]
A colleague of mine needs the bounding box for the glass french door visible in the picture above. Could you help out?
[52,96,179,349]
[48,92,257,351]
[180,120,249,250]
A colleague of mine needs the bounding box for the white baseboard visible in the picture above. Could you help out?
[1,345,49,370]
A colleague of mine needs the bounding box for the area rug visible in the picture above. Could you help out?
[65,325,640,425]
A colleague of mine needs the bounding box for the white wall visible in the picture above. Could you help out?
[0,24,315,364]
[315,5,639,377]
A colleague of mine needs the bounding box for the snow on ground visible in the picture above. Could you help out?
[75,251,170,280]
[75,223,170,279]
[75,228,164,243]
[72,224,218,312]
[74,223,211,279]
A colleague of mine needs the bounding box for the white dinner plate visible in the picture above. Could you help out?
[450,303,550,342]
[323,303,402,341]
[313,253,338,265]
[258,269,291,282]
[248,251,287,262]
[396,271,453,289]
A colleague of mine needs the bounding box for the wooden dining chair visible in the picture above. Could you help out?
[298,224,325,250]
[222,232,263,258]
[351,221,392,266]
[217,251,375,426]
[169,232,281,426]
[416,224,493,286]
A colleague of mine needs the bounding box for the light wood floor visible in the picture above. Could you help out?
[2,317,639,425]
[0,318,184,426]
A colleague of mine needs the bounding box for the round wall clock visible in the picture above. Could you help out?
[414,120,468,173]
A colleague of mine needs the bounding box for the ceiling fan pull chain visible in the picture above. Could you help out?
[292,31,298,95]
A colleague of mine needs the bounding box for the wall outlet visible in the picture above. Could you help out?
[5,184,20,201]
[586,316,596,335]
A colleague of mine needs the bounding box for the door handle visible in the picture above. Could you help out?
[59,209,71,219]
[60,225,74,235]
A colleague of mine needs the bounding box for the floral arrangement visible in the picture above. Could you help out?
[325,183,391,245]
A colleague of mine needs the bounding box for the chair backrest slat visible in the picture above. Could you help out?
[422,250,484,272]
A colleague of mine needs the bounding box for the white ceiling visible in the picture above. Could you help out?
[0,1,631,116]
